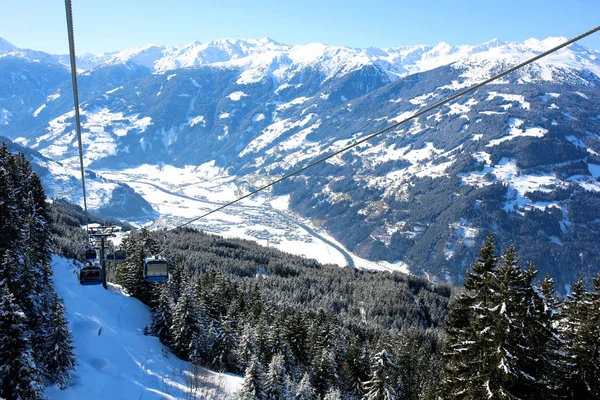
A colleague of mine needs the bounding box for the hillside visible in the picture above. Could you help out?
[46,255,241,399]
[1,36,600,287]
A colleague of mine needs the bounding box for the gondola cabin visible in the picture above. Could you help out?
[85,248,97,261]
[144,257,169,282]
[79,263,102,285]
[114,249,126,261]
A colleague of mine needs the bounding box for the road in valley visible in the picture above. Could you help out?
[105,176,355,267]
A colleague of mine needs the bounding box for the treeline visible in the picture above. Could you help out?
[109,227,452,399]
[0,144,75,399]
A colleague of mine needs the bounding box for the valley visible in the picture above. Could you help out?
[97,164,407,272]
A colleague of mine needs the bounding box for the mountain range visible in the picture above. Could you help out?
[1,35,599,289]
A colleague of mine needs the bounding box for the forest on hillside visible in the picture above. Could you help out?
[50,190,600,399]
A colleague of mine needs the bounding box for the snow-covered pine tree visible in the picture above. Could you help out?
[116,228,160,303]
[295,372,317,400]
[560,276,592,398]
[443,233,498,398]
[535,274,563,396]
[239,355,266,400]
[170,281,200,360]
[339,336,368,398]
[363,349,398,400]
[264,352,287,400]
[43,295,76,389]
[150,283,174,345]
[487,246,539,398]
[0,286,45,399]
[585,273,600,397]
[323,386,343,400]
[238,323,259,372]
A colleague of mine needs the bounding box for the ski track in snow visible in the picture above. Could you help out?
[46,256,242,400]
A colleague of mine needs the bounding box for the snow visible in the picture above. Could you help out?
[46,255,242,399]
[33,104,46,117]
[486,118,547,147]
[96,164,411,273]
[188,115,206,127]
[275,96,311,112]
[240,114,316,156]
[92,36,600,87]
[227,91,247,101]
[487,92,530,110]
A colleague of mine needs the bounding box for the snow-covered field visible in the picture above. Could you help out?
[46,255,242,400]
[97,163,409,273]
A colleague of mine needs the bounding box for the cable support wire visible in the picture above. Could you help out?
[64,0,89,230]
[175,25,600,229]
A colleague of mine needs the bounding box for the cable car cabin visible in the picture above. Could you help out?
[114,249,126,261]
[79,265,102,285]
[143,257,169,282]
[85,248,97,261]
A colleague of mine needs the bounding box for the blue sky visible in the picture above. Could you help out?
[2,0,599,54]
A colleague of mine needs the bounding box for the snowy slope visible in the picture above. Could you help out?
[46,255,242,400]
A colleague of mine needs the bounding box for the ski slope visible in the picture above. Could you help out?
[46,255,242,400]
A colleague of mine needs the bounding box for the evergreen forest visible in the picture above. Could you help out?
[0,144,75,399]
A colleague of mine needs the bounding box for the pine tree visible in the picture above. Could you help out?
[264,352,287,400]
[561,276,592,398]
[170,283,200,359]
[339,336,368,398]
[585,273,600,397]
[295,372,316,400]
[363,349,398,400]
[240,355,265,400]
[323,386,343,400]
[443,233,498,398]
[0,286,45,399]
[530,273,563,398]
[43,296,76,388]
[150,283,174,345]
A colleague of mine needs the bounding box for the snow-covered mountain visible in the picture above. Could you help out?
[2,35,600,288]
[0,36,16,54]
[89,36,600,83]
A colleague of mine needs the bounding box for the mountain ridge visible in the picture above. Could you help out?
[1,34,600,289]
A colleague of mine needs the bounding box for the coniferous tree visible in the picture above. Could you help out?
[240,355,266,400]
[170,282,200,359]
[150,283,174,345]
[561,276,592,398]
[0,286,45,399]
[264,352,287,400]
[43,296,76,388]
[363,349,398,400]
[584,273,600,397]
[323,386,343,400]
[295,372,317,400]
[340,336,368,398]
[443,233,498,398]
[529,272,563,398]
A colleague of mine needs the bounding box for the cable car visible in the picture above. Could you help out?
[84,247,97,261]
[114,249,126,261]
[79,263,102,285]
[143,256,169,282]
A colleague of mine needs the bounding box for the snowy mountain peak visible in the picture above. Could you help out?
[0,36,17,54]
[522,36,568,52]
